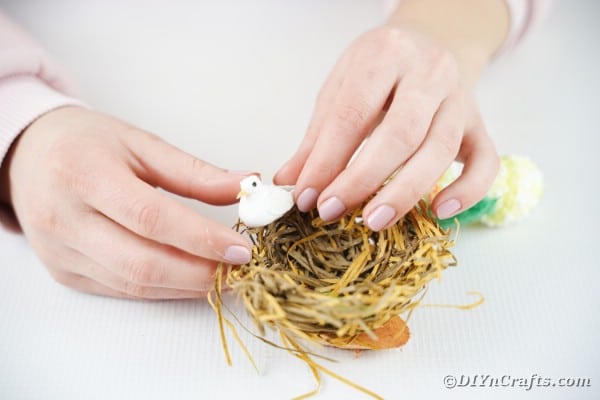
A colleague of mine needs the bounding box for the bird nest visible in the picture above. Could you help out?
[215,199,457,351]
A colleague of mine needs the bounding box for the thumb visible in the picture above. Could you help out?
[127,131,254,205]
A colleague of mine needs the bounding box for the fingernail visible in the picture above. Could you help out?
[436,198,462,219]
[367,204,396,231]
[297,188,318,212]
[318,196,346,221]
[224,245,251,264]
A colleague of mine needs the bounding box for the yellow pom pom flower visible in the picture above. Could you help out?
[430,155,543,227]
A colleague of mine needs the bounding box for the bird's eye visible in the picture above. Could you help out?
[252,181,257,187]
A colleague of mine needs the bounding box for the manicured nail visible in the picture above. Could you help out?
[436,198,462,219]
[224,245,251,264]
[367,204,396,231]
[318,196,346,221]
[297,188,318,212]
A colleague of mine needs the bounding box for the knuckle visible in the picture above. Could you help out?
[372,26,410,51]
[475,155,501,192]
[406,107,427,133]
[365,64,385,82]
[30,204,63,234]
[436,134,461,159]
[352,177,381,198]
[437,50,459,75]
[131,201,162,237]
[309,159,340,184]
[398,90,433,117]
[384,183,422,218]
[407,183,422,203]
[195,225,230,262]
[186,155,210,192]
[400,184,423,213]
[189,155,209,176]
[386,96,432,149]
[389,126,422,153]
[333,101,372,134]
[405,91,433,115]
[124,258,165,286]
[466,177,491,198]
[46,141,96,199]
[46,141,73,180]
[425,49,459,85]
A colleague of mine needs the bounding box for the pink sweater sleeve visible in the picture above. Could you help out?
[0,10,84,168]
[498,0,551,56]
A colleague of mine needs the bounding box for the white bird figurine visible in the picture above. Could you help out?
[237,175,294,227]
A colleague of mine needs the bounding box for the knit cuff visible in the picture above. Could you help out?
[0,75,86,168]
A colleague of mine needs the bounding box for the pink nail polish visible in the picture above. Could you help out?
[224,245,251,264]
[318,196,346,221]
[367,205,396,231]
[297,188,318,212]
[436,198,462,219]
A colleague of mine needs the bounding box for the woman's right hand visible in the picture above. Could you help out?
[1,106,252,299]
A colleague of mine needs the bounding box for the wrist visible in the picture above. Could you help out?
[0,76,86,206]
[0,76,86,166]
[385,0,509,86]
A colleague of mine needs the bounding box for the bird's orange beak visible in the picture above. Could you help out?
[236,190,247,199]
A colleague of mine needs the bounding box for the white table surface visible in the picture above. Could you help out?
[1,1,599,399]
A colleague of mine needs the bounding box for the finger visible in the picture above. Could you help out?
[361,97,465,230]
[122,131,251,205]
[83,170,252,264]
[40,252,135,299]
[47,244,210,299]
[47,269,138,299]
[52,266,205,300]
[274,48,350,186]
[316,85,445,221]
[292,56,399,212]
[66,210,222,292]
[431,114,499,220]
[76,261,207,300]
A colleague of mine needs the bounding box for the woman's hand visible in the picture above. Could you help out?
[275,25,500,230]
[2,106,252,299]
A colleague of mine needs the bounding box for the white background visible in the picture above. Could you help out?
[1,1,599,399]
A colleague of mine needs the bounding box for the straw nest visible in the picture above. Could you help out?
[221,199,457,350]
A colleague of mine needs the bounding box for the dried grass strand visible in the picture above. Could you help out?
[226,201,455,346]
[212,200,457,399]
